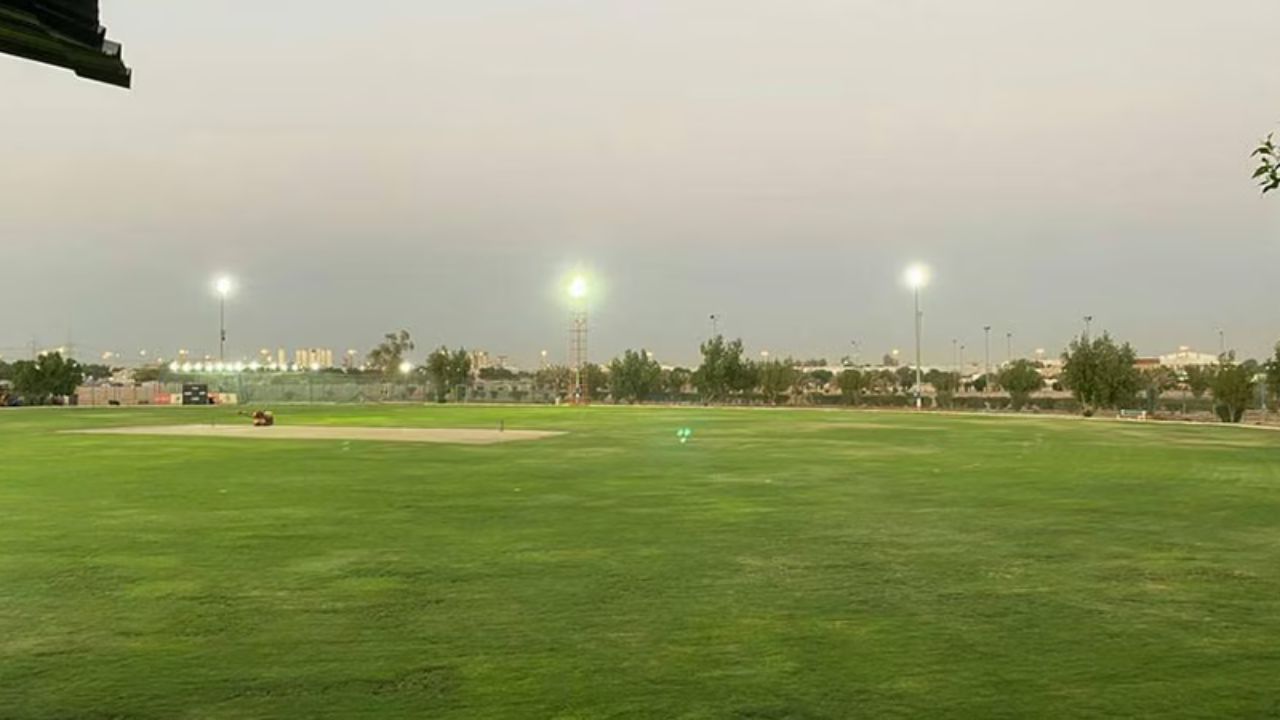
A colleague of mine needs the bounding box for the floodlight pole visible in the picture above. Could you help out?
[983,325,991,389]
[570,298,588,405]
[219,295,226,363]
[913,286,923,409]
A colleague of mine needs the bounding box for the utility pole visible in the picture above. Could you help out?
[1006,331,1013,364]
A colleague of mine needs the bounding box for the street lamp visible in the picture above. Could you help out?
[905,264,929,409]
[214,276,233,362]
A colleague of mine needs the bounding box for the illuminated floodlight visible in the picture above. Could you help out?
[904,264,929,290]
[399,361,414,375]
[168,361,179,372]
[214,276,233,298]
[181,362,193,373]
[249,361,260,371]
[568,275,588,300]
[234,362,246,372]
[310,362,321,372]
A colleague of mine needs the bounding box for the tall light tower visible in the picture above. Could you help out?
[1083,315,1094,341]
[1006,331,1013,363]
[983,326,992,384]
[905,264,929,409]
[568,275,589,405]
[214,276,233,362]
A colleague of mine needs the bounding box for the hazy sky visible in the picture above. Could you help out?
[3,1,1278,368]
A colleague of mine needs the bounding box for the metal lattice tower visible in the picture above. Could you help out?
[569,304,588,404]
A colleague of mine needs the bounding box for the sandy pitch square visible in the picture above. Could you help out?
[69,425,564,445]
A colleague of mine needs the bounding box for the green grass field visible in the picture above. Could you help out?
[2,405,1278,719]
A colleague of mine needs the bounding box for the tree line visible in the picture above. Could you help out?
[6,330,1279,422]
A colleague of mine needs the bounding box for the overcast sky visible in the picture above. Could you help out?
[2,0,1278,368]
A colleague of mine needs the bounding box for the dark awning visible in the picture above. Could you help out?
[0,0,130,87]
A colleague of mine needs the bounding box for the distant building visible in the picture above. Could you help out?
[1159,347,1219,368]
[294,348,335,369]
[470,350,493,372]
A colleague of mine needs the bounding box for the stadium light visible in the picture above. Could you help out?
[399,361,414,375]
[905,263,929,409]
[567,274,590,404]
[213,275,234,363]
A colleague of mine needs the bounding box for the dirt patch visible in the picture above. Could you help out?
[67,425,564,445]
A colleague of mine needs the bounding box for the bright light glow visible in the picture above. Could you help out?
[568,275,588,300]
[904,264,929,289]
[181,362,193,373]
[249,361,261,371]
[310,363,321,372]
[399,361,414,375]
[234,362,246,372]
[215,276,233,297]
[168,361,179,372]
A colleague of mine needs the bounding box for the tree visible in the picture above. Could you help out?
[582,363,609,401]
[478,367,517,381]
[881,353,899,367]
[757,358,799,405]
[131,365,172,383]
[694,335,748,403]
[662,367,693,397]
[971,374,990,393]
[1139,366,1177,414]
[366,330,415,377]
[608,349,662,404]
[1265,344,1280,412]
[426,346,472,402]
[1184,365,1212,399]
[1209,355,1256,423]
[925,369,960,408]
[837,368,870,405]
[894,366,917,394]
[535,365,572,397]
[0,359,13,382]
[997,359,1043,411]
[1252,133,1280,194]
[1061,333,1141,415]
[807,369,834,387]
[11,352,84,405]
[81,364,115,381]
